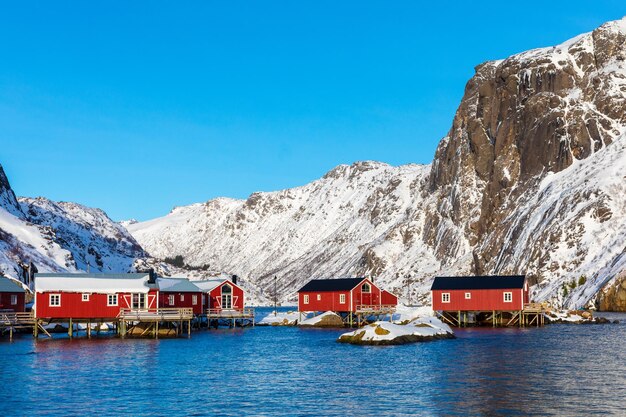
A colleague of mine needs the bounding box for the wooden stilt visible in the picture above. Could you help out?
[69,318,73,338]
[87,322,92,339]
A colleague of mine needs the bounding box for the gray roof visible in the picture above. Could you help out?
[157,278,202,293]
[35,273,149,279]
[0,276,26,293]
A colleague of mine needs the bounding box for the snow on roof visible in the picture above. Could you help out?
[0,276,25,293]
[191,278,228,292]
[157,277,201,293]
[34,273,152,294]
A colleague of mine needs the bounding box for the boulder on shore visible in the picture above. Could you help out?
[299,311,344,327]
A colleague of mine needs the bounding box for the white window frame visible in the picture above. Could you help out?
[192,295,198,305]
[82,293,90,302]
[180,294,184,302]
[441,293,450,303]
[339,294,346,304]
[107,294,118,306]
[168,295,175,305]
[303,294,309,305]
[465,292,471,300]
[316,294,321,301]
[49,293,61,307]
[10,294,18,305]
[362,283,371,294]
[504,292,513,303]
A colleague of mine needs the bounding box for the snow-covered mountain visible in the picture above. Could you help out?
[2,17,626,309]
[127,18,626,309]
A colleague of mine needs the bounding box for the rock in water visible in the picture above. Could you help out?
[337,317,454,345]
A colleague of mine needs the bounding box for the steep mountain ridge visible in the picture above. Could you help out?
[128,18,626,308]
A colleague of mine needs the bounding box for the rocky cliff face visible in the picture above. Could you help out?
[425,18,626,308]
[0,165,23,217]
[128,18,626,308]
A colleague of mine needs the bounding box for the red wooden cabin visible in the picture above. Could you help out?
[297,277,397,313]
[381,289,398,306]
[192,277,245,311]
[431,275,529,312]
[0,276,26,312]
[157,278,203,315]
[34,273,158,320]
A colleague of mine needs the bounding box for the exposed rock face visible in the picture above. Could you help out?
[0,165,23,217]
[424,18,626,306]
[597,272,626,311]
[127,18,626,308]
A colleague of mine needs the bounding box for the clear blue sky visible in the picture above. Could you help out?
[1,2,623,221]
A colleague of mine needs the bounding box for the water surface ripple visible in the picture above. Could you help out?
[1,310,625,416]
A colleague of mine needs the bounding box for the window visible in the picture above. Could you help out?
[10,294,17,305]
[168,295,175,305]
[82,293,90,302]
[132,293,146,309]
[303,294,309,304]
[107,294,118,306]
[465,292,471,300]
[441,293,450,303]
[339,294,346,304]
[362,283,371,293]
[316,294,321,301]
[180,294,184,302]
[202,294,206,305]
[192,295,198,305]
[504,292,513,303]
[49,294,61,307]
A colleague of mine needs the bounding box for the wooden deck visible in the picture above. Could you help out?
[348,304,397,327]
[117,308,194,338]
[0,311,51,340]
[117,308,194,321]
[204,308,255,328]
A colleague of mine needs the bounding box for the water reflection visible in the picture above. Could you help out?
[0,310,624,416]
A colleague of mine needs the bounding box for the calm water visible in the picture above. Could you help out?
[1,309,625,416]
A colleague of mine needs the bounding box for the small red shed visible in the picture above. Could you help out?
[431,275,529,312]
[192,277,245,311]
[297,277,397,313]
[157,278,203,315]
[0,276,26,312]
[34,273,158,320]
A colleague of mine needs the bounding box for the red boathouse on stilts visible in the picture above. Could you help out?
[297,277,398,326]
[430,275,543,327]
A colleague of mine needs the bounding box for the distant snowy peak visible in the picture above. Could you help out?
[126,161,431,299]
[0,164,24,218]
[19,197,146,273]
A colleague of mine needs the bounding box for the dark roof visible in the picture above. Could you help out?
[431,275,526,290]
[298,278,366,292]
[0,277,26,293]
